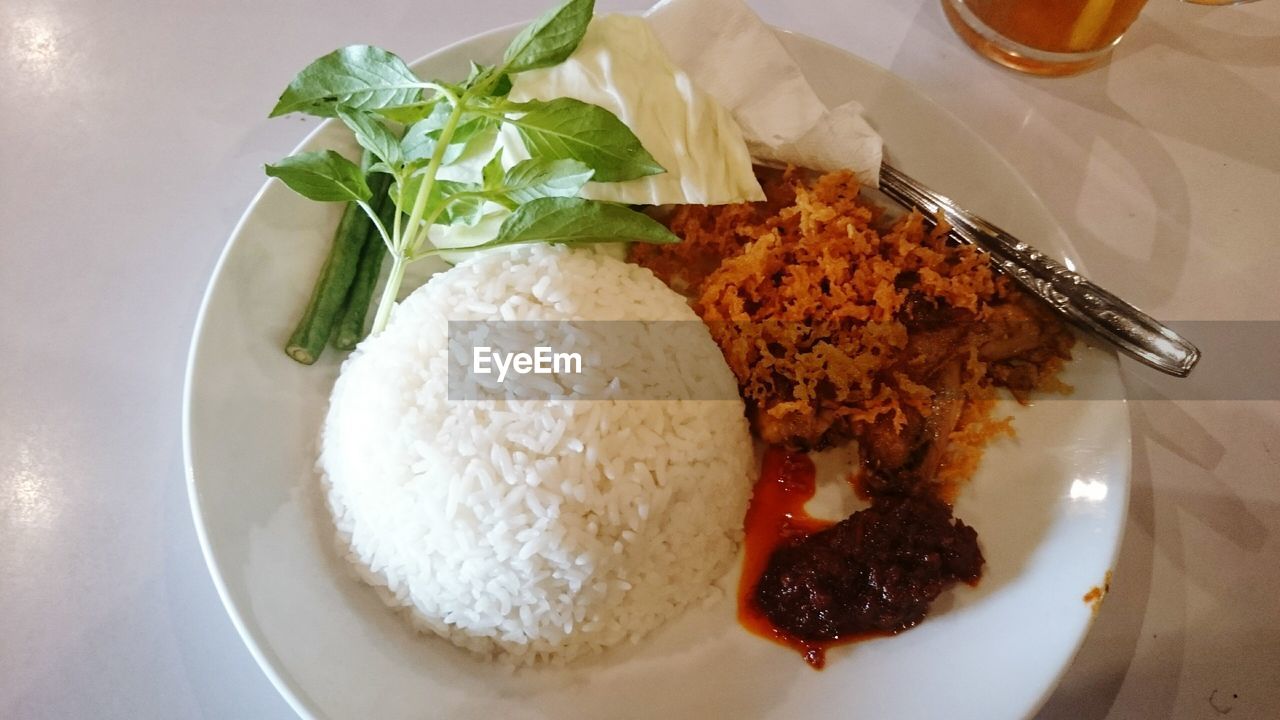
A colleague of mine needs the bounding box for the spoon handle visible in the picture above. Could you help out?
[878,161,1200,377]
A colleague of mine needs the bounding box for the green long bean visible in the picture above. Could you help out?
[333,173,394,350]
[284,152,378,364]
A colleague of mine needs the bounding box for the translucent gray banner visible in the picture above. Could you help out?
[1112,321,1276,401]
[446,320,1271,402]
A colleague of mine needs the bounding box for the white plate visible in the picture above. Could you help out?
[184,24,1130,720]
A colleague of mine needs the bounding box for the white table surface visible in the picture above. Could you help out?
[3,0,1278,718]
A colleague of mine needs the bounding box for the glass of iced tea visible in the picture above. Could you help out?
[942,0,1253,76]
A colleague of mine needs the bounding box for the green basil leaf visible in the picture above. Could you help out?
[482,151,506,191]
[490,73,514,97]
[464,62,514,99]
[336,107,403,168]
[269,45,423,118]
[388,175,430,225]
[265,150,372,203]
[431,179,477,200]
[375,99,441,124]
[449,116,497,149]
[407,99,453,132]
[500,158,593,204]
[403,115,497,169]
[387,173,416,214]
[503,98,664,182]
[451,119,500,165]
[401,120,440,167]
[368,161,395,175]
[501,0,594,74]
[437,185,487,226]
[389,177,485,226]
[433,79,469,99]
[464,62,493,90]
[477,197,678,251]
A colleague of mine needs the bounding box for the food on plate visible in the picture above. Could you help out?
[634,167,1073,474]
[284,152,395,363]
[261,0,762,361]
[320,245,754,665]
[265,0,681,363]
[430,11,767,259]
[264,0,1079,671]
[738,448,982,668]
[634,167,1073,664]
[496,13,765,205]
[756,494,982,647]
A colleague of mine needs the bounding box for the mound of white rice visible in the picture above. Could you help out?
[320,245,754,666]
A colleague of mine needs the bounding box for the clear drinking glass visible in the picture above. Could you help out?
[942,0,1261,76]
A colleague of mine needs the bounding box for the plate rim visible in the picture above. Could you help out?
[183,21,1131,720]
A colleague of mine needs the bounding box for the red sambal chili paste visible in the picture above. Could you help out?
[738,447,985,669]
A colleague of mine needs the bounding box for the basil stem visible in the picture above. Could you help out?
[370,88,470,334]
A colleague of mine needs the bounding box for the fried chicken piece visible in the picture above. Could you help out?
[636,169,1074,484]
